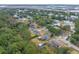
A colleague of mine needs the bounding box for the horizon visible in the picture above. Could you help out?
[0,4,79,5]
[0,4,79,9]
[0,0,79,5]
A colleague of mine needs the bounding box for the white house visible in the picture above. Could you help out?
[53,20,61,26]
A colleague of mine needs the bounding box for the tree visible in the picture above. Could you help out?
[46,25,61,36]
[0,46,6,54]
[75,19,79,34]
[70,19,79,46]
[62,25,70,31]
[70,34,79,46]
[56,47,69,54]
[8,41,26,54]
[15,22,31,40]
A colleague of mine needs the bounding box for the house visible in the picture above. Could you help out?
[63,20,71,26]
[38,43,46,48]
[13,14,19,19]
[66,15,78,21]
[27,15,33,20]
[63,20,75,32]
[55,14,59,17]
[48,39,64,48]
[60,14,64,17]
[70,15,78,19]
[30,23,36,29]
[42,35,49,40]
[13,14,26,21]
[38,34,49,40]
[69,15,78,21]
[52,20,61,26]
[33,29,40,35]
[29,28,40,35]
[48,13,53,17]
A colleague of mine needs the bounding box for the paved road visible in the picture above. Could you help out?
[59,35,79,51]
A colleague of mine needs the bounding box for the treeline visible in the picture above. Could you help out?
[70,19,79,47]
[0,9,52,54]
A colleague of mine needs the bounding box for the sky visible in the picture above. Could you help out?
[0,0,79,5]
